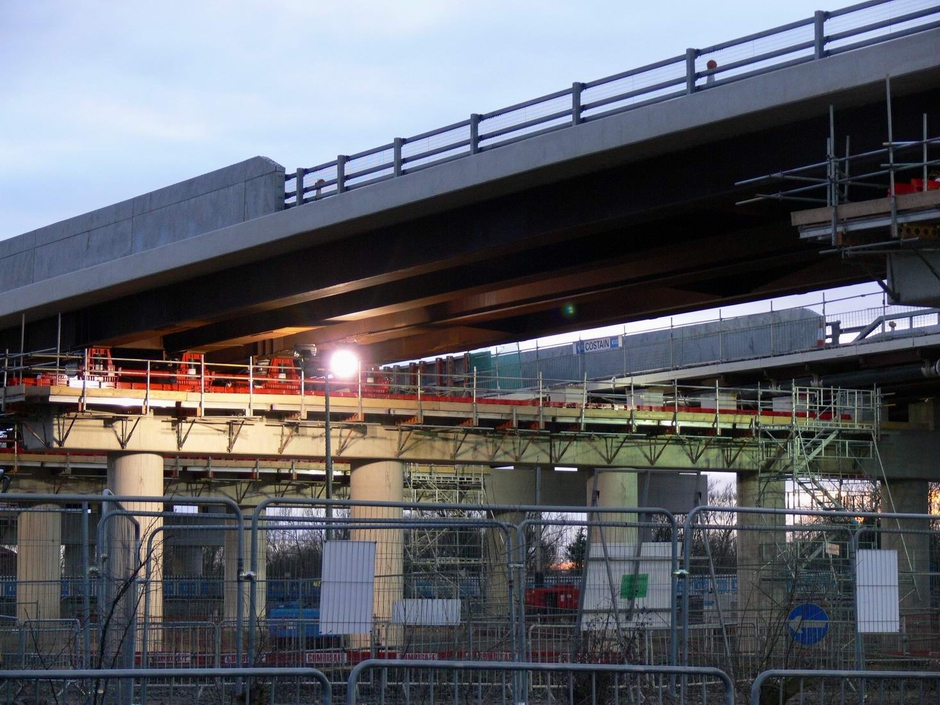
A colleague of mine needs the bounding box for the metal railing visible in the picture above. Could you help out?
[347,659,735,705]
[285,0,940,208]
[0,666,332,705]
[5,496,940,696]
[0,349,881,434]
[751,669,940,704]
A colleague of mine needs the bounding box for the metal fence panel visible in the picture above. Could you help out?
[347,659,734,705]
[750,668,940,705]
[0,666,331,705]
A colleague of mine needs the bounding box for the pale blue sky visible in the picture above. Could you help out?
[1,0,864,240]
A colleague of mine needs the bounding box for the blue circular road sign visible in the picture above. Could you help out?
[787,603,829,645]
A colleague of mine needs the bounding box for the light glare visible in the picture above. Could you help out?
[330,349,359,379]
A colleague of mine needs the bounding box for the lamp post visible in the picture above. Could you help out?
[322,349,358,531]
[324,372,332,505]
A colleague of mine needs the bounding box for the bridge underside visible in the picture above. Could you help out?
[3,50,938,364]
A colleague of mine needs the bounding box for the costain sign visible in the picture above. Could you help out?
[573,336,622,354]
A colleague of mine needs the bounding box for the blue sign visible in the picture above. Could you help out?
[573,336,621,355]
[787,603,829,645]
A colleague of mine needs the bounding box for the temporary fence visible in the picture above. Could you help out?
[750,668,940,705]
[0,494,248,673]
[346,659,735,705]
[4,493,940,700]
[0,666,331,705]
[681,505,940,680]
[516,510,679,668]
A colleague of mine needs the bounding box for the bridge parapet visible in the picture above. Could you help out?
[286,0,940,208]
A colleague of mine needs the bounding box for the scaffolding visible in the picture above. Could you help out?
[402,465,487,606]
[405,465,485,505]
[737,78,939,261]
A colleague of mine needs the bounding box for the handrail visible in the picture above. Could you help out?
[0,350,880,427]
[285,0,940,208]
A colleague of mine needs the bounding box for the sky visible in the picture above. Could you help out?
[0,0,871,241]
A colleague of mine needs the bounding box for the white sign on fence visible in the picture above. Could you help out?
[319,541,376,635]
[856,549,900,633]
[581,542,674,630]
[573,336,622,355]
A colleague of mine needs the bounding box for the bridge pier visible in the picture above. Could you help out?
[589,468,638,545]
[881,478,931,616]
[16,503,61,624]
[736,470,786,651]
[106,452,164,650]
[349,460,404,649]
[224,509,266,629]
[484,507,522,622]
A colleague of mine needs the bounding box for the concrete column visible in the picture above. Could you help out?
[224,512,266,624]
[107,452,164,650]
[349,460,404,649]
[484,509,522,620]
[588,469,639,546]
[482,469,529,620]
[736,471,786,651]
[880,479,931,616]
[16,504,62,623]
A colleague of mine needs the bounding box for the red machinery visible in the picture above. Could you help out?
[525,585,580,616]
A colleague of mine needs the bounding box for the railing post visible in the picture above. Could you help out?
[685,48,698,93]
[718,311,723,363]
[630,377,636,433]
[199,356,205,417]
[337,155,348,194]
[393,137,404,177]
[669,319,675,368]
[791,383,797,427]
[80,348,88,412]
[470,114,481,154]
[144,360,151,414]
[580,373,588,431]
[294,167,306,206]
[814,10,827,59]
[715,379,720,436]
[248,356,254,417]
[417,367,424,423]
[770,307,776,355]
[538,371,544,429]
[1,348,7,413]
[572,82,583,125]
[472,367,478,426]
[673,378,680,434]
[357,360,363,420]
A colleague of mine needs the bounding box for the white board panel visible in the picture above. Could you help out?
[581,542,676,630]
[856,549,900,633]
[392,599,461,625]
[319,541,376,635]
